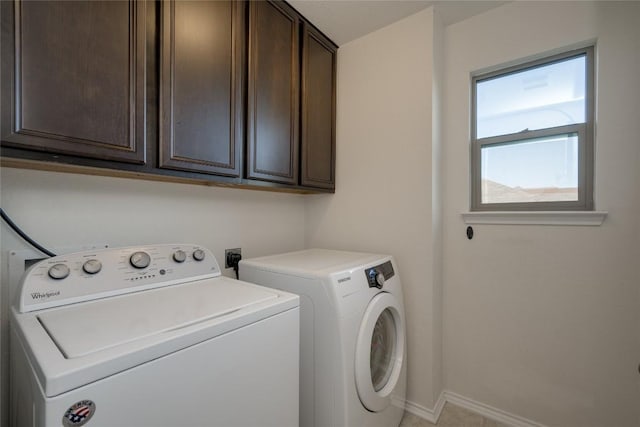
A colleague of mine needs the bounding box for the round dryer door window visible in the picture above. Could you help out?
[371,308,396,391]
[355,292,405,412]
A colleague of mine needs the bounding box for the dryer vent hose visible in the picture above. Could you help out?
[0,208,56,257]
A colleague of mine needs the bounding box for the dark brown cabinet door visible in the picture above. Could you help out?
[1,0,146,163]
[159,0,244,177]
[247,0,300,185]
[301,24,337,190]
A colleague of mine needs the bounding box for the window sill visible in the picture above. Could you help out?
[461,211,607,226]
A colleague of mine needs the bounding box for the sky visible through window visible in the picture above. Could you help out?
[476,55,585,198]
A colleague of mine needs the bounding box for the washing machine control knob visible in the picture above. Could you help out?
[193,249,206,261]
[48,263,70,280]
[130,251,151,269]
[82,259,102,275]
[173,250,186,263]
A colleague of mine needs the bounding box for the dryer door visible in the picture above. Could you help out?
[355,292,405,412]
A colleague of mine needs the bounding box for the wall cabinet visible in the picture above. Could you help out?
[159,0,244,177]
[1,0,337,193]
[247,0,300,185]
[1,0,147,164]
[301,23,337,190]
[247,1,337,189]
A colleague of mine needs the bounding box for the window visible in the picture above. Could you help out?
[471,47,594,211]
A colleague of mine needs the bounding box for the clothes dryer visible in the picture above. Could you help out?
[240,249,407,427]
[11,244,299,427]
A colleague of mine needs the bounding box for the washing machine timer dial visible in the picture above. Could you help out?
[129,251,151,269]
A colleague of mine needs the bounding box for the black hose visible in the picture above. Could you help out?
[0,208,56,257]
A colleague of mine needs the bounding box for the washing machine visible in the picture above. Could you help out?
[10,244,300,427]
[239,249,407,427]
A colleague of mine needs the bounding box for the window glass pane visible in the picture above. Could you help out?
[481,133,578,204]
[476,55,586,139]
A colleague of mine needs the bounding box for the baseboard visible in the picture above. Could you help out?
[443,391,547,427]
[404,391,446,424]
[403,390,546,427]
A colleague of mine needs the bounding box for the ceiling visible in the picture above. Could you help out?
[288,0,508,46]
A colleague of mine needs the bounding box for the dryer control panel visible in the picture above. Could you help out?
[17,244,220,313]
[365,261,394,289]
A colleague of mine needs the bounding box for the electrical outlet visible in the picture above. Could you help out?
[225,248,242,269]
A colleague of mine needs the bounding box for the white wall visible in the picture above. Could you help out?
[0,167,306,425]
[305,8,444,412]
[442,2,640,426]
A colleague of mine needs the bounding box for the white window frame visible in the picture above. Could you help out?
[471,46,595,211]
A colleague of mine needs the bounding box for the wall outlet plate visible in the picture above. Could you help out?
[225,248,242,269]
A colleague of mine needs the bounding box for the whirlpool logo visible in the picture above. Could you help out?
[30,291,60,300]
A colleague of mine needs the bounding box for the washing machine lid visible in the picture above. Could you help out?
[13,276,299,397]
[38,277,279,358]
[240,248,388,278]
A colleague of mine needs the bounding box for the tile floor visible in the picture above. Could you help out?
[400,403,509,427]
